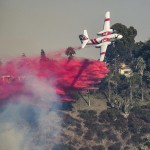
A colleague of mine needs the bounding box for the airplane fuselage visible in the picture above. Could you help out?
[78,11,123,61]
[87,33,122,48]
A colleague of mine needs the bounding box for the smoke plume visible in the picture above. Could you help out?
[0,47,109,149]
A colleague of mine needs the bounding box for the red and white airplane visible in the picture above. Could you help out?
[79,11,123,61]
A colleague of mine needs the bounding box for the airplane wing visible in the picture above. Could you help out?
[97,11,112,36]
[99,43,108,61]
[103,11,110,30]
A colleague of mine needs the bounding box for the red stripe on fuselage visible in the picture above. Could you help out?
[91,39,95,44]
[94,39,99,44]
[100,52,106,55]
[105,18,110,21]
[102,38,110,43]
[102,31,111,36]
[91,39,99,44]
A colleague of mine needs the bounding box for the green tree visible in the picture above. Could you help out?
[144,71,150,87]
[65,47,76,58]
[99,73,115,107]
[111,23,137,47]
[133,41,145,56]
[134,40,150,71]
[40,49,49,62]
[136,57,146,101]
[106,23,137,63]
[41,49,45,56]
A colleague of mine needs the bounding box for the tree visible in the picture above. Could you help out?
[106,23,137,63]
[111,23,137,47]
[65,47,76,58]
[40,49,49,62]
[99,73,115,107]
[133,41,145,57]
[99,72,123,109]
[134,40,150,71]
[41,49,46,58]
[144,71,150,87]
[135,57,146,101]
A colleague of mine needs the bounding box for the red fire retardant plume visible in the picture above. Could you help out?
[0,50,109,101]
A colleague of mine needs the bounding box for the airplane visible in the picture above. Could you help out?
[79,11,123,61]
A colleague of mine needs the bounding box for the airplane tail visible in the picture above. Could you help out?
[79,30,89,48]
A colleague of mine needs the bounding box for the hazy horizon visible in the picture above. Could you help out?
[0,0,150,59]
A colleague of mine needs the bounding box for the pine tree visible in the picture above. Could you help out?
[136,57,146,101]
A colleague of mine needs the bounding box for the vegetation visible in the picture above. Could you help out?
[57,104,150,149]
[98,23,150,116]
[40,49,50,62]
[0,23,150,150]
[65,47,76,58]
[56,23,150,149]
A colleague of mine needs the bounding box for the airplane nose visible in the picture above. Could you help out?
[118,35,123,39]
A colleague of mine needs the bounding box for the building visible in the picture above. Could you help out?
[119,63,133,78]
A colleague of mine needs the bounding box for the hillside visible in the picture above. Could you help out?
[0,22,150,150]
[49,94,150,150]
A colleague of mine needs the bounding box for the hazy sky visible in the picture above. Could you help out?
[0,0,150,59]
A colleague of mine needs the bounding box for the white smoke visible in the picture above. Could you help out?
[0,74,62,150]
